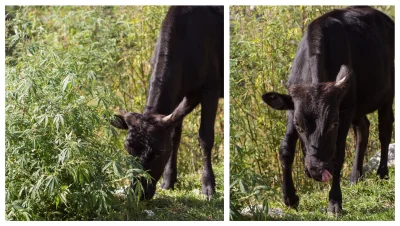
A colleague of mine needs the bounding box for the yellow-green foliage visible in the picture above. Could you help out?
[230,6,394,220]
[6,6,223,220]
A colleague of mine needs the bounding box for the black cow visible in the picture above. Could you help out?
[110,6,223,200]
[262,6,394,215]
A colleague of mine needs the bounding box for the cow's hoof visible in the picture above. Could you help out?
[202,185,215,200]
[349,177,357,185]
[202,171,215,200]
[160,180,175,190]
[283,194,299,209]
[328,201,342,217]
[349,173,360,184]
[377,166,389,180]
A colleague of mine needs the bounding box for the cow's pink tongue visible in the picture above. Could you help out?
[322,169,332,182]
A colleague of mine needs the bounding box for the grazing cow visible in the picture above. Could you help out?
[262,6,394,215]
[110,6,223,200]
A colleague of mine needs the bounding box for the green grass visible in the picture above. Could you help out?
[134,162,224,221]
[237,167,395,221]
[268,167,395,221]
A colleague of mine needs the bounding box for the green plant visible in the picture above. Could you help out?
[6,6,223,220]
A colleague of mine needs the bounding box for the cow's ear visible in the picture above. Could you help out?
[110,114,129,130]
[334,65,352,89]
[262,92,294,110]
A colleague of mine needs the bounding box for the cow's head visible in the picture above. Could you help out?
[262,65,351,182]
[110,106,183,200]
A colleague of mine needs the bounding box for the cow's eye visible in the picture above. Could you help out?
[329,121,339,130]
[295,122,304,133]
[154,152,162,158]
[296,126,304,133]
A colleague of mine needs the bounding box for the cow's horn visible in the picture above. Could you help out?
[335,76,347,88]
[161,114,172,123]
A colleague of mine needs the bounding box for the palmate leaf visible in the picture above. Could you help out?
[86,70,96,80]
[112,161,121,177]
[59,185,70,204]
[77,166,91,184]
[36,114,49,127]
[21,211,32,221]
[230,179,239,189]
[239,179,247,194]
[53,114,64,131]
[108,125,118,138]
[57,148,71,165]
[100,190,110,212]
[31,174,46,199]
[45,174,59,194]
[5,6,180,220]
[61,73,75,92]
[102,160,112,172]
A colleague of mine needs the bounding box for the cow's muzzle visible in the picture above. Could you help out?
[132,178,157,200]
[305,158,333,182]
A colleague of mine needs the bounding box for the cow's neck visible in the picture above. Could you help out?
[143,56,182,116]
[309,54,327,83]
[289,39,326,85]
[143,13,185,116]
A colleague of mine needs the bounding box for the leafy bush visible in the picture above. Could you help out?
[5,6,223,220]
[230,6,395,220]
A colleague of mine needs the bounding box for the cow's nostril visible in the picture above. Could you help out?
[305,168,312,178]
[321,169,333,182]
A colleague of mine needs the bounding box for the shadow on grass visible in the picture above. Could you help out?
[264,205,393,221]
[117,163,225,220]
[357,205,393,218]
[136,190,224,221]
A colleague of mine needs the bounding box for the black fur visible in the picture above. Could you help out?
[110,6,223,200]
[262,6,394,214]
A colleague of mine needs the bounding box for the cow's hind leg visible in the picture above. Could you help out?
[198,90,220,198]
[377,102,394,179]
[161,122,183,190]
[350,116,370,184]
[280,111,299,208]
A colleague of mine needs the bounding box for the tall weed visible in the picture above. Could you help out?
[5,6,223,220]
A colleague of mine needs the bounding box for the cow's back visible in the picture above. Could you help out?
[340,7,393,115]
[177,7,224,98]
[288,6,394,116]
[145,6,223,115]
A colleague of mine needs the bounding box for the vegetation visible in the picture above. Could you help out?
[230,6,395,220]
[239,168,395,221]
[6,6,223,220]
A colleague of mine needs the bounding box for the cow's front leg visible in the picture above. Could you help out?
[280,111,299,208]
[159,93,201,188]
[161,122,182,190]
[328,116,351,216]
[198,90,220,198]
